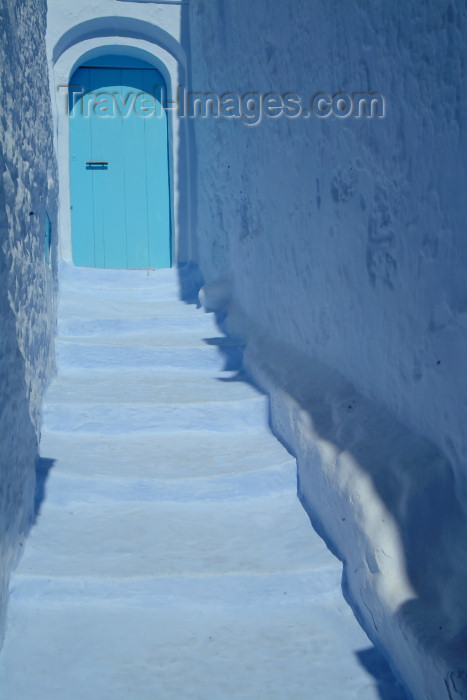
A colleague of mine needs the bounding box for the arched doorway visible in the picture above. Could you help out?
[69,54,171,269]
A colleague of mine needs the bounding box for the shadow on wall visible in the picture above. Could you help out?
[218,368,415,700]
[356,647,409,700]
[166,263,409,699]
[202,327,409,700]
[190,269,467,697]
[243,334,467,694]
[34,458,56,523]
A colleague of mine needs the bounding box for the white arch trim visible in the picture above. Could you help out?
[50,35,191,265]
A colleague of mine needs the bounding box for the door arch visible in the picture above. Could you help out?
[69,54,171,269]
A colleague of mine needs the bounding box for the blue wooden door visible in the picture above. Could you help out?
[69,56,171,269]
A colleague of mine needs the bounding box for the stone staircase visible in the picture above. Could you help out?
[0,264,406,699]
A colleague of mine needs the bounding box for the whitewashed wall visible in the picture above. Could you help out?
[0,0,58,641]
[188,1,467,698]
[18,0,467,695]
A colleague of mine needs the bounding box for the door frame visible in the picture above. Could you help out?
[50,28,191,267]
[69,58,172,269]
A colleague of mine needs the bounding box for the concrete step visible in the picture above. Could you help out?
[35,460,298,506]
[42,398,269,434]
[58,312,221,338]
[43,396,268,434]
[17,492,332,578]
[9,569,340,608]
[45,370,262,404]
[0,577,384,700]
[55,339,242,372]
[59,260,180,286]
[56,331,237,348]
[58,297,210,320]
[38,430,293,480]
[59,281,185,304]
[58,286,191,311]
[42,370,269,433]
[0,267,408,700]
[58,260,188,300]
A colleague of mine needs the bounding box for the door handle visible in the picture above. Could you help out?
[86,162,108,166]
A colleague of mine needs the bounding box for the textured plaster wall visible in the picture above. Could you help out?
[189,1,467,697]
[0,0,58,641]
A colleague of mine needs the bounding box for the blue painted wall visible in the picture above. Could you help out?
[0,0,58,645]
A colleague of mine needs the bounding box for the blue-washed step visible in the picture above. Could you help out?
[43,374,268,434]
[8,568,341,610]
[57,313,221,338]
[58,260,191,300]
[43,368,270,433]
[0,574,395,700]
[16,492,335,578]
[59,296,215,320]
[57,331,234,348]
[42,397,269,434]
[0,264,408,700]
[45,371,262,404]
[55,338,243,371]
[59,281,184,304]
[34,459,298,506]
[38,430,294,480]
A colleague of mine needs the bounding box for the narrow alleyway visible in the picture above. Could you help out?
[0,265,405,699]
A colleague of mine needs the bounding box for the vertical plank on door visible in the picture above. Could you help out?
[144,70,171,269]
[70,68,94,267]
[122,69,150,269]
[89,68,126,268]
